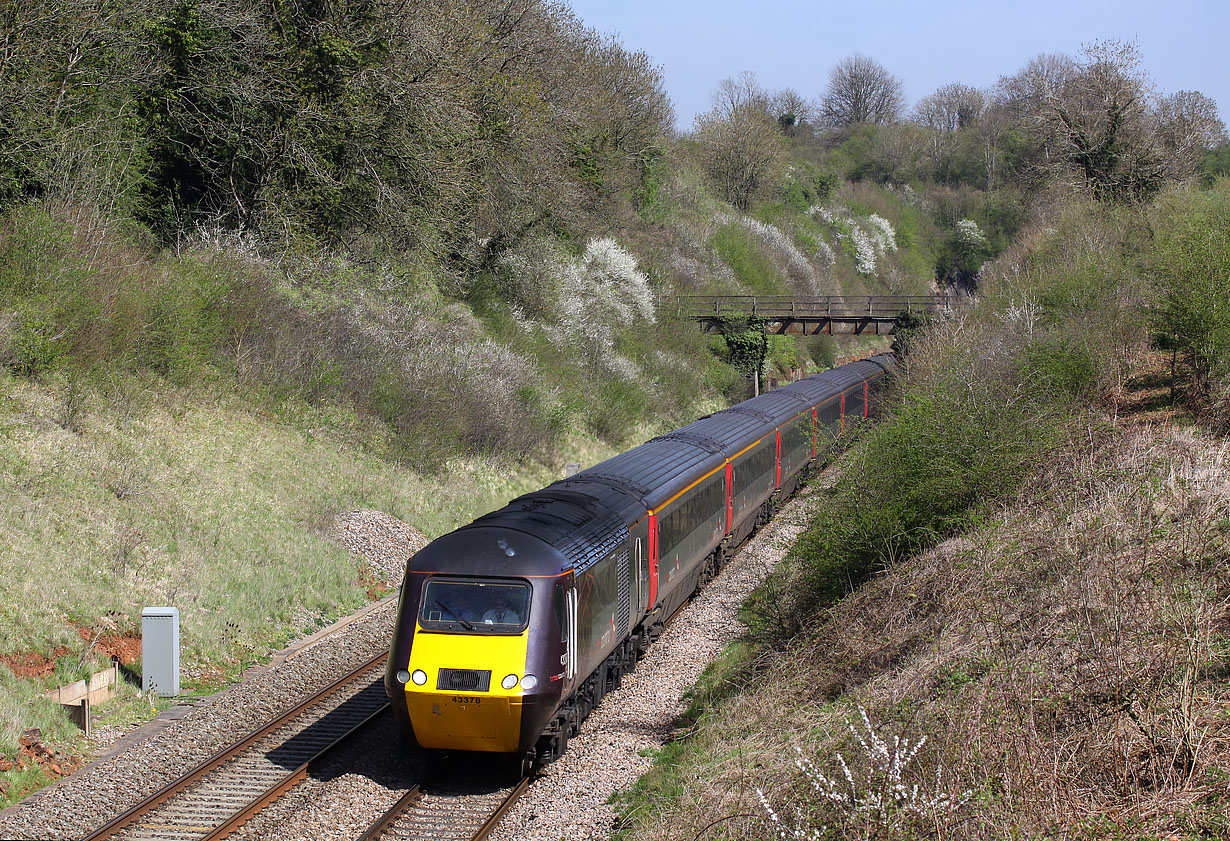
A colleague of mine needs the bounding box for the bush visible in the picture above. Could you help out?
[1018,337,1099,399]
[745,313,1068,647]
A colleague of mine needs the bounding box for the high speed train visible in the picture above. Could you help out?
[385,355,894,773]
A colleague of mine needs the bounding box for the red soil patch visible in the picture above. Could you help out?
[76,627,141,665]
[0,648,71,679]
[0,622,142,679]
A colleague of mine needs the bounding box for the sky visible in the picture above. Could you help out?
[564,0,1229,131]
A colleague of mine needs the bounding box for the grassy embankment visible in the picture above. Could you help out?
[615,183,1230,839]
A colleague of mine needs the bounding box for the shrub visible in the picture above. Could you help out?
[1018,337,1099,399]
[4,306,67,376]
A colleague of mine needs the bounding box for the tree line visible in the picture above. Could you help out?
[692,41,1226,215]
[0,0,672,266]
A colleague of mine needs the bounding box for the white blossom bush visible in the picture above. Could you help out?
[814,237,836,268]
[955,218,987,251]
[554,237,656,380]
[808,206,899,278]
[867,214,898,253]
[847,224,878,275]
[757,707,971,839]
[737,215,819,292]
[712,211,822,293]
[886,182,932,212]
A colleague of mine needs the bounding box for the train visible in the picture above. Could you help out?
[384,354,895,774]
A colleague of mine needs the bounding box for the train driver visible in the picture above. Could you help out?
[482,592,520,625]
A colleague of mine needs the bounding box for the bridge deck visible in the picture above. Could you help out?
[675,295,956,336]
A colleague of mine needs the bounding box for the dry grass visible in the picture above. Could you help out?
[619,421,1230,840]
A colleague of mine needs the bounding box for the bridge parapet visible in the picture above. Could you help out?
[676,294,957,336]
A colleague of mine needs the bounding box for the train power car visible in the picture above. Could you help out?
[384,354,895,773]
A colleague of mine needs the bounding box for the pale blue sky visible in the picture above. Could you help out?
[565,0,1228,131]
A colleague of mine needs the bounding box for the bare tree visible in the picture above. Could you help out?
[993,52,1076,120]
[693,73,786,210]
[819,54,904,126]
[914,83,985,133]
[993,41,1216,200]
[770,87,813,134]
[1154,90,1228,179]
[912,82,986,183]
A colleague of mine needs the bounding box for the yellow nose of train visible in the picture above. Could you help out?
[404,625,531,752]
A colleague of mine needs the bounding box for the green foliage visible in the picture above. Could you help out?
[1148,180,1230,391]
[782,179,809,212]
[827,124,882,180]
[802,335,836,370]
[745,321,1070,648]
[766,334,798,374]
[6,306,68,376]
[1201,144,1230,186]
[568,140,604,192]
[1018,337,1099,399]
[634,149,671,222]
[803,163,839,203]
[2,1,672,259]
[978,189,1028,253]
[890,310,931,358]
[711,223,785,294]
[717,317,768,378]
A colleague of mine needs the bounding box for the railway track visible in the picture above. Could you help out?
[82,652,391,841]
[358,776,530,841]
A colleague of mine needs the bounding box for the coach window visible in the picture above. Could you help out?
[734,444,775,498]
[658,475,724,562]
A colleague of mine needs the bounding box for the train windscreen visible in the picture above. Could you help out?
[418,578,530,633]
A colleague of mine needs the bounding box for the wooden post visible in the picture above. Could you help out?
[62,699,90,738]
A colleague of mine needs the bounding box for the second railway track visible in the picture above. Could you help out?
[82,652,391,841]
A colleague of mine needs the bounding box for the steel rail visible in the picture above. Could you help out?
[354,785,423,841]
[82,650,390,841]
[472,776,531,841]
[356,776,530,841]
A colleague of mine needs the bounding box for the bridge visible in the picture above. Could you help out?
[675,295,957,336]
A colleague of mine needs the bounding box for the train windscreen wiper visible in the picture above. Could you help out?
[435,599,474,630]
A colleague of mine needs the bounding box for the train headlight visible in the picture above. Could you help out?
[501,673,519,690]
[411,669,428,686]
[396,669,411,684]
[519,674,538,691]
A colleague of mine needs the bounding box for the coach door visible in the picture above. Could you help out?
[634,537,644,615]
[565,586,578,682]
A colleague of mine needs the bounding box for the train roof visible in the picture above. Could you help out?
[444,489,629,575]
[558,437,724,514]
[407,353,897,578]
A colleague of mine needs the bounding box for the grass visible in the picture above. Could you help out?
[710,222,787,295]
[1,369,569,664]
[0,366,594,802]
